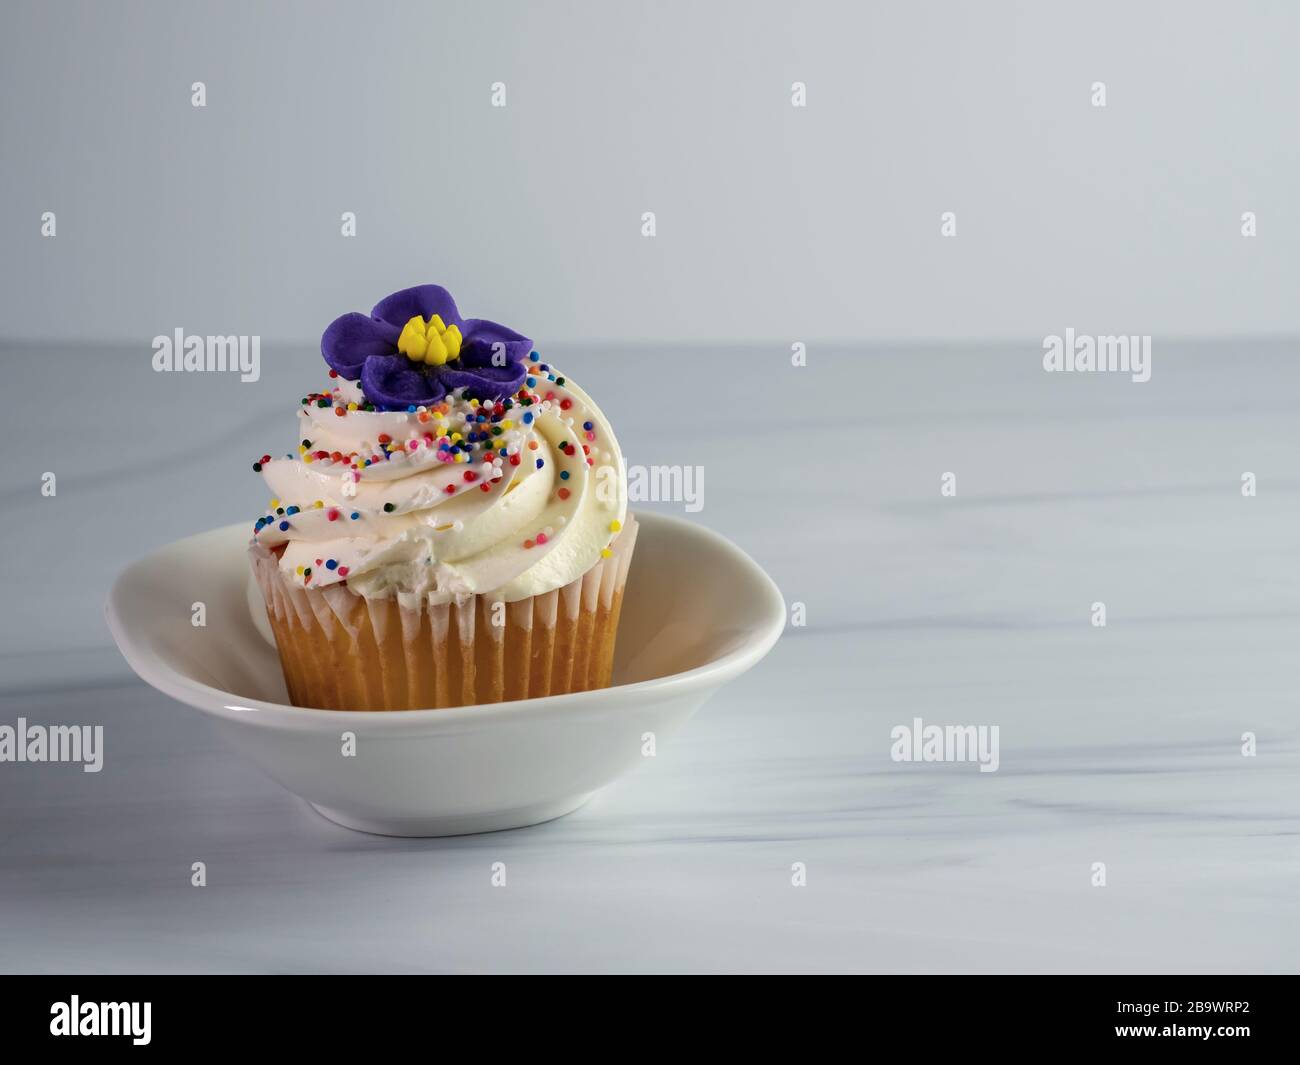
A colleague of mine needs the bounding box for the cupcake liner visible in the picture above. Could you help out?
[250,516,638,711]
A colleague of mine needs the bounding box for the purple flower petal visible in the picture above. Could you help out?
[371,285,463,331]
[460,318,533,369]
[361,355,447,410]
[438,361,527,401]
[321,312,399,380]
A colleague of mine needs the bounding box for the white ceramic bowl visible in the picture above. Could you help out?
[106,512,784,836]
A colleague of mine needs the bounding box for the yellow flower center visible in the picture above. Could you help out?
[397,314,462,366]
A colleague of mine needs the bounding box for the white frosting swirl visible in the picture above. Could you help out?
[251,359,627,604]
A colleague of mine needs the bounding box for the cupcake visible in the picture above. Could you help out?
[247,285,635,711]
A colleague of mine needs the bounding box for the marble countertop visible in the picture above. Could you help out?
[2,340,1298,974]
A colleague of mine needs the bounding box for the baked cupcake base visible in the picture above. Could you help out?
[250,516,638,711]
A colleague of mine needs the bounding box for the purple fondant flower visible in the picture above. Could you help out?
[321,285,532,410]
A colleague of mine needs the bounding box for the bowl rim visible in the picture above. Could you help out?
[106,510,786,734]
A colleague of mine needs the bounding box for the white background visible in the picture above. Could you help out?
[2,0,1298,345]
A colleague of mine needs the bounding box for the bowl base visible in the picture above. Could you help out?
[308,793,594,837]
